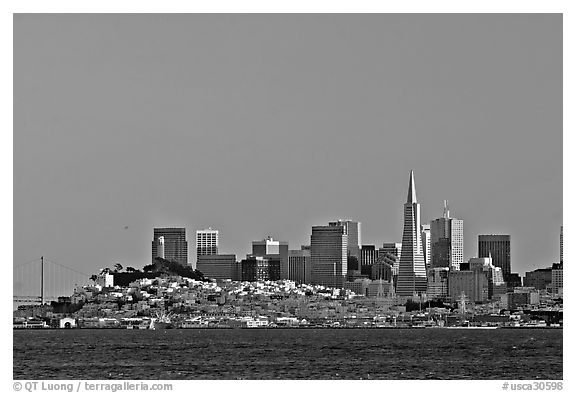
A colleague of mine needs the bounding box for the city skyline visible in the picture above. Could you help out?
[14,14,562,277]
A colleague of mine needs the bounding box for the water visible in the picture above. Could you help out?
[13,329,562,380]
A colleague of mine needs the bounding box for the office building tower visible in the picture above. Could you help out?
[430,200,463,270]
[478,234,511,276]
[421,224,431,268]
[380,242,402,276]
[329,220,361,260]
[551,262,563,296]
[252,237,289,279]
[196,228,219,268]
[310,225,348,288]
[241,256,281,282]
[151,228,188,266]
[448,269,489,303]
[396,171,427,296]
[560,226,563,263]
[288,248,311,284]
[427,267,449,300]
[524,268,553,290]
[197,254,237,281]
[467,257,506,299]
[360,245,378,271]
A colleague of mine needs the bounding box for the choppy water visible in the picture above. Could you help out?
[13,329,562,380]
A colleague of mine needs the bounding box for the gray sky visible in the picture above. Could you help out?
[14,14,562,280]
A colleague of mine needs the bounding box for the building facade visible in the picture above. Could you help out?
[478,234,511,276]
[197,254,237,281]
[427,267,449,299]
[151,228,188,266]
[524,268,552,290]
[241,256,280,282]
[448,269,489,303]
[310,225,348,288]
[288,248,311,284]
[430,201,463,271]
[396,171,427,296]
[251,237,289,280]
[329,220,361,260]
[421,224,431,268]
[196,228,219,269]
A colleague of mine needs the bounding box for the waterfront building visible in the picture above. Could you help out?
[196,228,219,268]
[421,224,431,268]
[396,171,427,296]
[427,267,449,300]
[310,225,348,288]
[241,256,280,282]
[252,237,289,279]
[478,234,511,276]
[524,268,553,290]
[152,228,188,266]
[430,201,463,270]
[197,254,236,281]
[329,220,361,260]
[288,248,311,284]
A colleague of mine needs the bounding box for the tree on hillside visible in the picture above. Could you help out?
[113,263,123,273]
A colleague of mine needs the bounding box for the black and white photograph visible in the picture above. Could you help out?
[9,5,568,389]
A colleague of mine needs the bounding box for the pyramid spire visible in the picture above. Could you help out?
[407,170,417,204]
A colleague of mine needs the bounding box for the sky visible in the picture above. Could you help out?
[13,13,562,283]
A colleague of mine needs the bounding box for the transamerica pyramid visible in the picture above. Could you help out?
[396,170,428,296]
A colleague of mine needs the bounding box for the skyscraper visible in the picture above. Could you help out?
[196,228,219,268]
[420,224,431,268]
[251,237,289,279]
[430,200,463,270]
[396,171,427,296]
[151,228,188,266]
[328,220,361,260]
[310,225,348,288]
[478,234,511,276]
[560,225,563,263]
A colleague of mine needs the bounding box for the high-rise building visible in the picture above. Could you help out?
[448,269,489,303]
[241,256,280,282]
[196,228,219,268]
[197,254,237,281]
[360,245,378,270]
[478,234,511,276]
[560,226,563,263]
[329,220,361,260]
[380,242,402,276]
[430,201,463,270]
[288,248,311,284]
[467,257,506,299]
[427,267,449,299]
[421,224,431,268]
[251,237,289,279]
[396,171,427,296]
[551,262,563,296]
[151,228,188,266]
[310,225,348,288]
[157,236,165,259]
[524,268,553,290]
